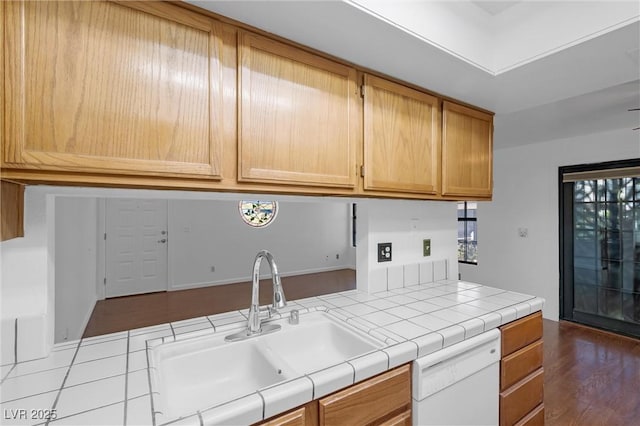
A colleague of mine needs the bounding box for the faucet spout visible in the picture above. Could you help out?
[227,250,287,341]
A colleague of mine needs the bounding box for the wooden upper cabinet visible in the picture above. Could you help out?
[1,181,24,242]
[3,1,229,178]
[363,74,441,194]
[238,31,359,188]
[441,101,493,198]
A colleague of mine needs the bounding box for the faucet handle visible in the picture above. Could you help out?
[289,309,299,325]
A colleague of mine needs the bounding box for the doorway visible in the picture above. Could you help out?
[559,159,640,337]
[105,198,168,297]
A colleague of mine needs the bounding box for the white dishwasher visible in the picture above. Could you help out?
[412,328,501,426]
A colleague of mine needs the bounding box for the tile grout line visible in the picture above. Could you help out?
[44,400,126,424]
[145,340,157,426]
[0,364,16,385]
[205,316,216,332]
[45,338,82,426]
[123,331,130,426]
[14,318,18,366]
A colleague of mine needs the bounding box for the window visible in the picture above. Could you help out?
[560,159,640,338]
[238,201,278,227]
[458,202,477,264]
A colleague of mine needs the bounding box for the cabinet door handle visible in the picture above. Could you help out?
[158,239,167,243]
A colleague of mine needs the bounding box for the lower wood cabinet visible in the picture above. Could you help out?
[258,402,318,426]
[499,312,544,426]
[256,364,411,426]
[319,364,411,426]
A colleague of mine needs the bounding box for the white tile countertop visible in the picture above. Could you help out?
[0,280,544,426]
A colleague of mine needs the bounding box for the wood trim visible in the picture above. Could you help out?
[500,312,543,356]
[319,364,411,426]
[379,409,412,426]
[1,181,25,241]
[257,401,318,426]
[115,0,215,31]
[514,404,544,426]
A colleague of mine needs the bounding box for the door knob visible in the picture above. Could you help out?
[158,239,167,243]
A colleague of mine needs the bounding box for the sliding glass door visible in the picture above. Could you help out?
[560,160,640,337]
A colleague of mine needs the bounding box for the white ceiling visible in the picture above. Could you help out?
[187,0,640,149]
[471,1,521,16]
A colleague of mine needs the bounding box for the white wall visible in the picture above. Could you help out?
[459,127,639,321]
[0,189,53,364]
[54,198,98,343]
[168,200,354,290]
[357,199,458,292]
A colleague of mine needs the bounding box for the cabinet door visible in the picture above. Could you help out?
[4,1,227,178]
[238,32,359,188]
[319,364,411,426]
[441,101,493,198]
[363,74,440,194]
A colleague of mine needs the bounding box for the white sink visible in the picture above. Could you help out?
[260,311,384,373]
[149,311,384,419]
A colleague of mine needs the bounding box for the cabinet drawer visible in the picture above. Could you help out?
[514,404,544,426]
[500,312,542,356]
[380,409,411,426]
[500,368,544,426]
[319,365,411,426]
[501,340,543,391]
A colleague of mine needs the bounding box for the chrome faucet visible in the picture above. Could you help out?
[225,250,287,341]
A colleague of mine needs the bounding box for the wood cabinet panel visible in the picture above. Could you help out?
[319,364,411,426]
[363,74,440,194]
[257,401,318,426]
[260,406,307,426]
[514,404,544,426]
[501,339,543,391]
[500,312,543,356]
[0,181,24,241]
[441,101,493,198]
[499,368,544,426]
[4,1,227,178]
[238,31,359,188]
[379,409,412,426]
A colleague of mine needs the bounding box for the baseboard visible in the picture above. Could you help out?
[168,265,355,292]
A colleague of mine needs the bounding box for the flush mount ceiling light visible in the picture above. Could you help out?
[238,201,278,227]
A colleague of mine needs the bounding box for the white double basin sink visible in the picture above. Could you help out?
[149,311,385,419]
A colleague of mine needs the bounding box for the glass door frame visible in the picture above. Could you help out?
[558,158,640,338]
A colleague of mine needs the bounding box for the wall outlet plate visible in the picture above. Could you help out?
[423,239,431,257]
[377,242,392,262]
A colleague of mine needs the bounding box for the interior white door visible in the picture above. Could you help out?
[105,199,168,298]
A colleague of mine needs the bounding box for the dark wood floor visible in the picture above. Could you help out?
[83,269,356,337]
[543,319,640,425]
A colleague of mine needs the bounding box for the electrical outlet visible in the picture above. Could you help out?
[423,239,431,257]
[377,242,392,262]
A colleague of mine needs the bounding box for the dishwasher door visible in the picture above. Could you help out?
[412,328,501,426]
